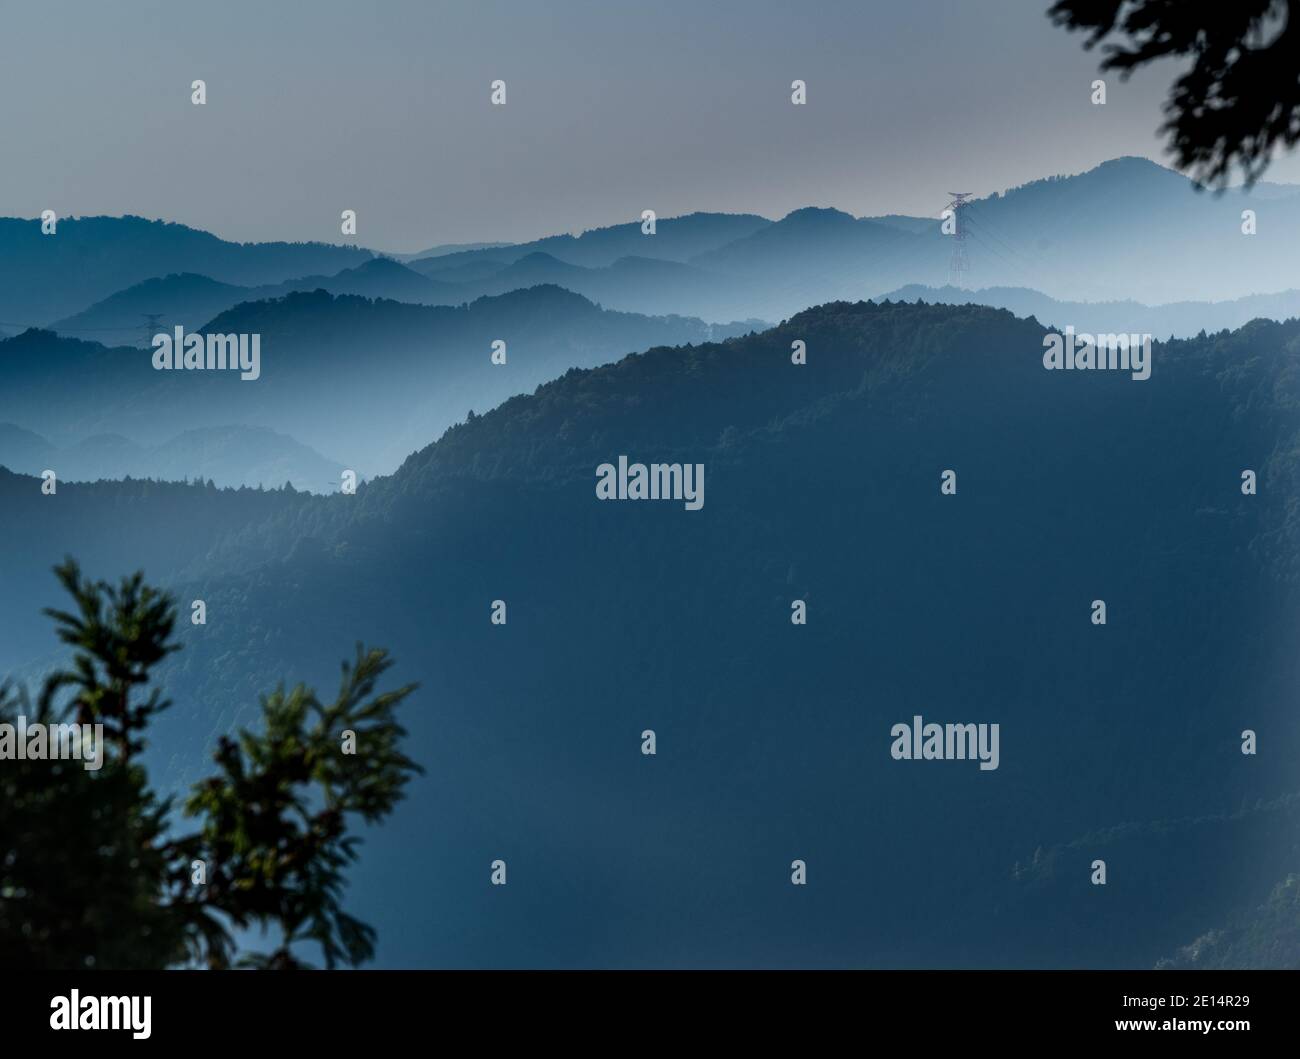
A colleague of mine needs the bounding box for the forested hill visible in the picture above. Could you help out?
[0,284,760,479]
[203,299,1300,578]
[2,299,1298,967]
[0,215,371,325]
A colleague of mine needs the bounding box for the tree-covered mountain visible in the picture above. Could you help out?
[250,257,456,307]
[21,158,1300,339]
[949,156,1300,304]
[1158,869,1300,969]
[3,299,1296,967]
[389,240,514,261]
[50,273,257,346]
[880,284,1300,339]
[0,216,371,326]
[49,260,464,346]
[0,285,761,478]
[413,158,1300,317]
[49,256,767,341]
[407,211,773,272]
[0,423,342,491]
[404,207,923,321]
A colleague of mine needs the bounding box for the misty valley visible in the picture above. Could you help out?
[4,2,1300,995]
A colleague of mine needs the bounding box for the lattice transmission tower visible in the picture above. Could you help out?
[944,192,972,289]
[141,313,164,349]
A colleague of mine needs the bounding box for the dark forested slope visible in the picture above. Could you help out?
[3,300,1297,967]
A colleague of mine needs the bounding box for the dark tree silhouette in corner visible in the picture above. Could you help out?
[0,560,421,969]
[1050,0,1300,186]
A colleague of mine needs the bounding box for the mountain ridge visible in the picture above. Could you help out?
[2,297,1295,967]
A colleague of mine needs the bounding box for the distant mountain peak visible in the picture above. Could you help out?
[353,257,420,275]
[1094,154,1170,172]
[509,251,569,267]
[472,283,594,309]
[996,155,1190,202]
[778,206,858,226]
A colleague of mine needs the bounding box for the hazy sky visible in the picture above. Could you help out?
[5,0,1298,252]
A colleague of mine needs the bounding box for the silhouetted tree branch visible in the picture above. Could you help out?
[1049,0,1300,187]
[0,560,421,969]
